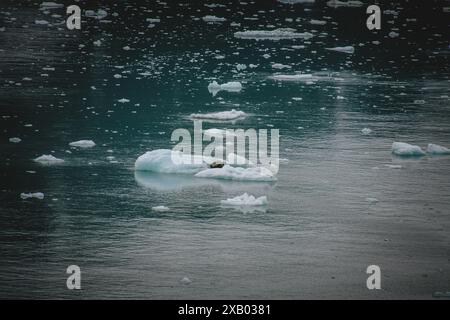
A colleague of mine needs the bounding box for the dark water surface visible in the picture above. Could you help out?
[1,0,450,299]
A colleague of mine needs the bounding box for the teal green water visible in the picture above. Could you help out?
[1,0,450,298]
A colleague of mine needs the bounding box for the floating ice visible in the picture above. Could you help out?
[69,140,96,148]
[9,137,21,143]
[152,206,170,212]
[195,165,276,182]
[272,63,291,69]
[326,46,355,54]
[234,28,314,40]
[392,142,426,156]
[221,193,268,206]
[180,277,192,284]
[361,128,372,135]
[35,20,49,25]
[202,15,226,22]
[327,0,363,8]
[39,2,64,9]
[365,197,379,204]
[118,98,130,103]
[278,0,315,4]
[427,143,450,155]
[85,9,108,20]
[190,109,247,121]
[310,19,327,25]
[207,81,242,96]
[20,192,44,200]
[135,149,209,174]
[270,74,314,81]
[34,154,64,164]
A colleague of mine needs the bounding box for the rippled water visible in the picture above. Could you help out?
[1,0,450,299]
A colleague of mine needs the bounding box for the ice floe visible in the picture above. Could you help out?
[202,15,226,22]
[207,81,242,96]
[39,2,64,10]
[327,0,363,7]
[427,143,450,155]
[152,206,170,212]
[361,128,372,135]
[392,142,426,156]
[190,109,247,121]
[326,46,355,54]
[195,165,276,182]
[34,154,64,164]
[221,193,268,206]
[20,192,44,200]
[234,28,314,40]
[135,149,209,174]
[9,137,21,143]
[69,140,96,148]
[270,74,314,81]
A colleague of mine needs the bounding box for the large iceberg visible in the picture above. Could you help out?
[392,142,426,156]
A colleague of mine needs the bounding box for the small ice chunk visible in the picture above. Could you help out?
[118,98,130,103]
[40,2,64,9]
[234,28,314,40]
[9,137,22,143]
[202,15,226,22]
[35,20,49,25]
[361,128,372,135]
[427,143,450,155]
[221,193,268,206]
[207,81,242,95]
[180,277,192,284]
[69,140,96,148]
[392,142,426,156]
[190,109,247,121]
[34,154,64,164]
[152,206,170,212]
[326,46,355,54]
[20,192,44,200]
[365,197,379,203]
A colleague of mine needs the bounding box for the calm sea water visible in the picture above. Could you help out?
[1,0,450,299]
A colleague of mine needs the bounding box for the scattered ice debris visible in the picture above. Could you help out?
[391,142,426,157]
[326,46,355,54]
[118,98,130,103]
[20,192,44,200]
[202,15,226,22]
[9,137,21,143]
[34,154,64,164]
[221,193,268,206]
[39,2,64,10]
[190,109,247,121]
[236,64,247,71]
[180,277,192,285]
[361,128,372,135]
[234,28,314,41]
[195,165,276,182]
[427,143,450,155]
[152,206,170,212]
[69,140,96,148]
[207,81,242,96]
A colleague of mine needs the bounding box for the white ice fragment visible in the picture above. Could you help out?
[326,46,355,54]
[234,28,314,40]
[9,137,22,143]
[207,81,242,96]
[391,142,426,156]
[221,193,268,206]
[180,277,192,284]
[361,128,372,135]
[69,140,96,148]
[427,143,450,155]
[190,109,247,121]
[34,154,64,164]
[40,2,64,9]
[20,192,44,200]
[118,98,130,103]
[152,206,170,212]
[202,15,226,22]
[195,165,276,182]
